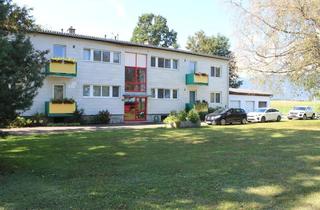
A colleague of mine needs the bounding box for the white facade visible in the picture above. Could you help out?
[24,31,230,122]
[229,88,272,113]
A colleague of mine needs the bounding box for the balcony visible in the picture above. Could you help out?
[45,58,77,77]
[186,73,208,85]
[45,99,76,117]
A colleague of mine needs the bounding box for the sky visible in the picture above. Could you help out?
[14,0,235,50]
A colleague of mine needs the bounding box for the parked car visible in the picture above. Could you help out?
[205,108,247,125]
[247,108,281,123]
[287,106,316,120]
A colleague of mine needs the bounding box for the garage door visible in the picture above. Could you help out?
[245,101,255,112]
[230,100,241,108]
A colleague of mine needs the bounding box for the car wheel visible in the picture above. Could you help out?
[312,114,315,120]
[277,115,281,122]
[303,114,307,120]
[241,118,247,124]
[220,119,226,125]
[261,116,266,123]
[288,118,292,120]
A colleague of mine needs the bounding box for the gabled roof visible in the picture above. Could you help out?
[29,29,229,61]
[229,88,273,97]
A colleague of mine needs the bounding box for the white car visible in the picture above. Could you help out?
[247,108,282,123]
[287,106,315,120]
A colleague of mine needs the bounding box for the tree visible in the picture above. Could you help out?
[0,0,47,127]
[186,30,243,88]
[131,13,178,48]
[228,0,320,97]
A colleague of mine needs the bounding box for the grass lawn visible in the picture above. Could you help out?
[1,121,320,209]
[271,100,320,114]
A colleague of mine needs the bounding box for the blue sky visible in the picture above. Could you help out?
[15,0,235,49]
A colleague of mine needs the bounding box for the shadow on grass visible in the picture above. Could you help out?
[1,123,320,209]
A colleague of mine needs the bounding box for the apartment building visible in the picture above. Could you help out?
[24,29,230,123]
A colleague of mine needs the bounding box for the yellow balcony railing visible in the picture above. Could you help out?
[45,58,77,77]
[186,73,209,85]
[45,101,76,117]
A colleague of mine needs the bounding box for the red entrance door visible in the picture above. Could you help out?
[124,97,147,121]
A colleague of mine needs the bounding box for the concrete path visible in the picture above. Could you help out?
[0,124,165,136]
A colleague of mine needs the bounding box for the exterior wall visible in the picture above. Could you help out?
[24,33,229,121]
[229,94,271,112]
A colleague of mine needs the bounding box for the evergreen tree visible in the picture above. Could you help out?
[0,0,47,127]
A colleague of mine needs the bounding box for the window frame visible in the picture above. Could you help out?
[151,88,178,99]
[150,56,179,70]
[53,44,66,58]
[82,84,121,98]
[210,92,222,104]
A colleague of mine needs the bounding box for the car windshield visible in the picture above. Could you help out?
[213,108,228,114]
[255,108,267,113]
[293,107,306,111]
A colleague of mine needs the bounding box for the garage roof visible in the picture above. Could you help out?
[229,88,273,97]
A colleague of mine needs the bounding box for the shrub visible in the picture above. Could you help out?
[177,110,187,121]
[31,112,48,126]
[187,109,200,123]
[96,110,110,124]
[198,112,207,121]
[163,114,180,127]
[194,100,208,112]
[66,108,84,124]
[9,116,32,128]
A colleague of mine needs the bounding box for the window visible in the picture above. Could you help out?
[53,84,64,100]
[151,57,178,69]
[258,101,267,108]
[172,89,178,99]
[102,86,110,97]
[173,59,178,69]
[84,85,120,97]
[211,67,221,77]
[210,92,221,103]
[53,45,66,57]
[151,88,178,99]
[83,49,91,60]
[151,56,156,67]
[93,85,101,96]
[189,61,196,72]
[215,92,221,103]
[151,88,156,98]
[93,50,102,61]
[125,67,146,92]
[164,89,170,98]
[158,89,164,98]
[158,58,164,68]
[113,52,120,63]
[102,51,110,62]
[216,67,221,77]
[165,59,171,68]
[112,86,120,97]
[83,85,90,96]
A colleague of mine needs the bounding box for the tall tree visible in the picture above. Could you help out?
[228,0,320,97]
[186,30,243,88]
[131,13,178,48]
[0,0,47,127]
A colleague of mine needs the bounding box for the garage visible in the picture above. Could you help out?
[245,101,255,112]
[230,100,241,108]
[229,88,273,112]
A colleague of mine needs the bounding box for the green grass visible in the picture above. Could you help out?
[1,121,320,209]
[271,100,320,114]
